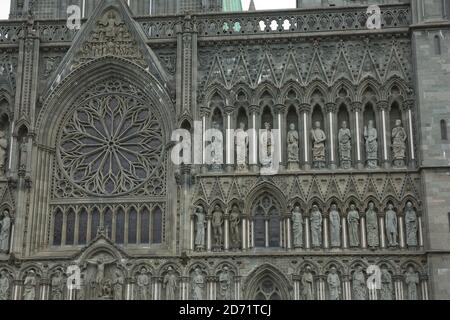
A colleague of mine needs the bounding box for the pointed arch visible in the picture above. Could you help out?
[244,264,292,300]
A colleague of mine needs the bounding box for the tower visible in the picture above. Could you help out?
[223,0,242,12]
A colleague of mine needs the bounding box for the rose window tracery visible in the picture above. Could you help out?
[58,92,164,196]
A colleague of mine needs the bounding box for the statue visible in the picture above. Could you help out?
[327,267,341,300]
[218,267,232,300]
[405,266,419,300]
[364,120,378,169]
[338,121,352,169]
[301,266,315,300]
[23,270,37,300]
[209,122,223,171]
[0,210,11,253]
[235,122,249,171]
[163,267,178,300]
[229,205,241,249]
[347,204,360,247]
[291,206,303,248]
[100,279,113,299]
[113,271,124,300]
[260,122,273,168]
[194,206,206,250]
[405,202,418,247]
[311,121,326,169]
[329,204,341,247]
[380,268,393,300]
[287,123,299,164]
[391,119,407,167]
[212,205,224,249]
[366,202,379,248]
[86,255,117,297]
[352,266,367,300]
[385,204,398,247]
[0,270,9,300]
[51,270,64,300]
[19,137,28,171]
[136,267,150,300]
[192,267,205,300]
[310,205,323,248]
[0,129,8,175]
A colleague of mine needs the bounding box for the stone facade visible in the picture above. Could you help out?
[0,0,448,300]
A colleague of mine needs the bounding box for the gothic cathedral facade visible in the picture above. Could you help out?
[0,0,449,300]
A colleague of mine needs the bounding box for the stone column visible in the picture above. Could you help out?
[341,215,348,249]
[398,213,406,249]
[40,278,50,300]
[274,104,286,170]
[404,99,416,168]
[126,277,134,300]
[153,276,162,300]
[207,276,217,300]
[241,215,248,250]
[264,217,269,248]
[351,102,364,169]
[248,105,260,172]
[360,211,367,249]
[12,279,22,300]
[292,275,301,300]
[224,106,234,172]
[190,212,195,251]
[323,211,329,249]
[286,213,292,250]
[418,212,424,248]
[378,213,386,249]
[326,103,337,170]
[224,211,230,251]
[234,276,242,300]
[300,103,311,170]
[377,101,390,169]
[304,212,310,249]
[420,275,429,300]
[200,108,210,173]
[342,275,351,300]
[318,275,326,300]
[394,276,404,300]
[181,276,189,300]
[206,213,212,251]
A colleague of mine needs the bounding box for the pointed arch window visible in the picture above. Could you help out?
[66,209,75,245]
[52,209,63,246]
[152,206,163,244]
[441,119,448,141]
[252,195,281,248]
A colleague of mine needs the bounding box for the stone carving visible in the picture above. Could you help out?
[327,267,341,300]
[191,267,205,300]
[405,266,419,300]
[291,206,303,248]
[0,271,10,300]
[218,266,232,300]
[23,270,37,300]
[194,206,206,251]
[366,202,379,248]
[287,123,299,164]
[364,120,378,169]
[347,204,360,247]
[392,119,407,167]
[235,122,248,171]
[380,268,393,300]
[385,204,398,247]
[0,210,11,253]
[311,121,326,169]
[352,266,367,300]
[338,121,352,169]
[136,267,150,300]
[0,129,8,175]
[86,255,117,298]
[113,271,124,300]
[19,137,27,171]
[301,266,314,300]
[229,205,241,249]
[405,202,418,247]
[329,204,341,247]
[310,205,322,247]
[163,267,178,300]
[212,205,224,249]
[51,270,64,300]
[260,122,273,168]
[209,122,223,171]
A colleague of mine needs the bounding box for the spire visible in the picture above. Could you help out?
[222,0,243,12]
[248,0,256,11]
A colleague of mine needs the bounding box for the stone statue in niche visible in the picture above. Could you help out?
[329,204,341,248]
[327,267,341,300]
[352,266,367,300]
[311,121,326,169]
[136,267,150,300]
[212,205,224,250]
[113,270,124,300]
[235,122,249,171]
[385,204,398,247]
[194,206,206,251]
[405,202,418,247]
[23,270,37,300]
[51,270,64,300]
[86,255,117,298]
[347,204,360,247]
[291,206,303,248]
[163,266,178,300]
[192,267,205,300]
[380,267,393,300]
[0,270,9,300]
[310,205,323,248]
[364,120,378,169]
[210,122,223,172]
[19,137,28,172]
[366,202,379,248]
[260,122,273,168]
[218,266,232,300]
[301,266,315,300]
[287,123,299,169]
[0,129,8,175]
[229,205,241,249]
[391,119,407,167]
[405,266,419,300]
[338,121,352,169]
[0,209,11,253]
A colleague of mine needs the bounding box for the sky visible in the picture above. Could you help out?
[0,1,296,20]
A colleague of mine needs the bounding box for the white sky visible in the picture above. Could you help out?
[0,1,296,20]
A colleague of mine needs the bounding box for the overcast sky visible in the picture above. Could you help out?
[0,1,296,20]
